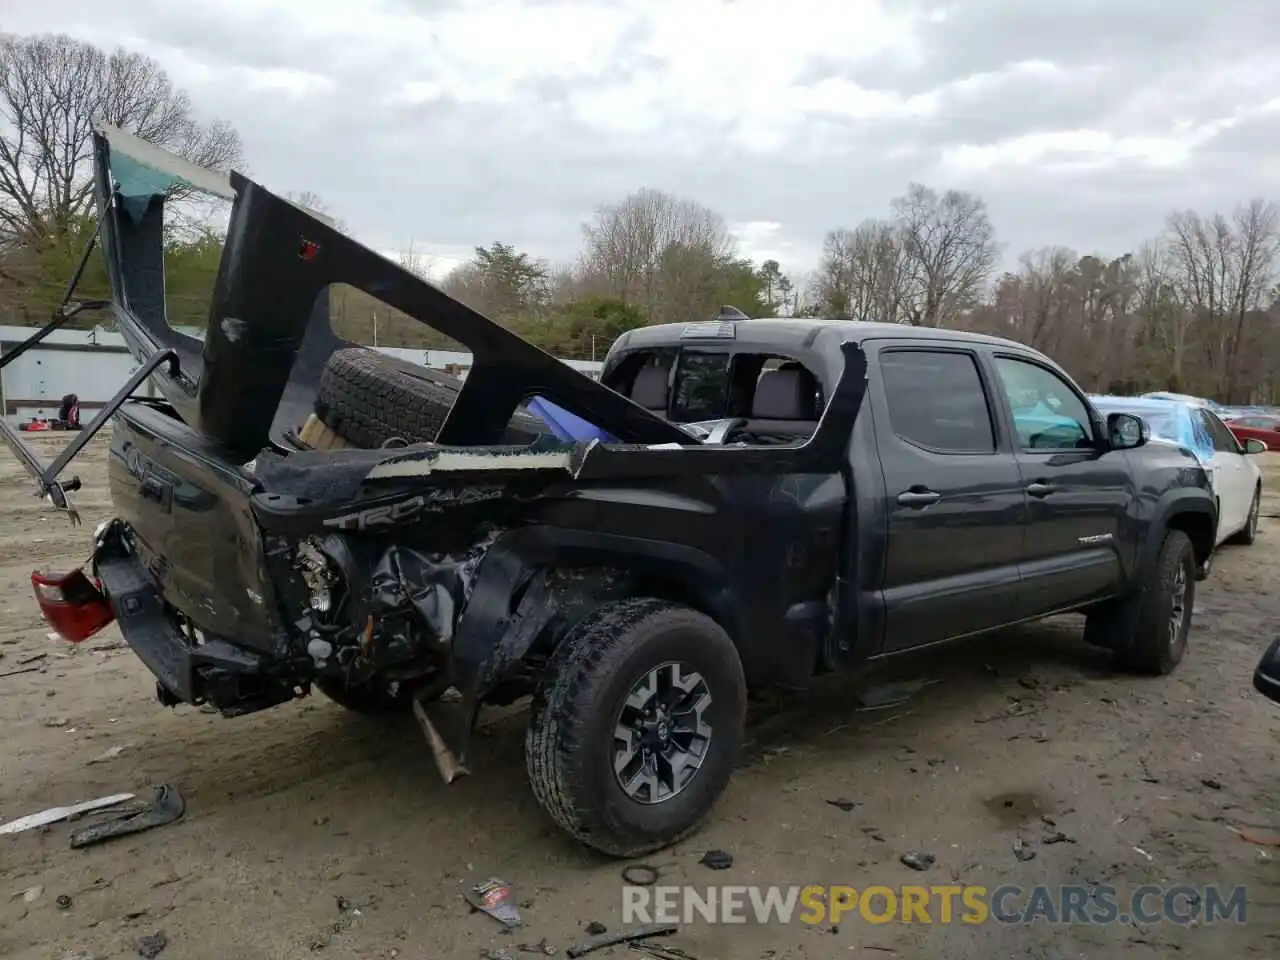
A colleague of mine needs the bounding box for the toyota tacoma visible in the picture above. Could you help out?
[2,123,1218,857]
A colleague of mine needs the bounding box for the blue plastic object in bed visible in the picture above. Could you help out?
[525,396,615,444]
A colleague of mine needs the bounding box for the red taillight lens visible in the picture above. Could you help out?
[31,569,115,643]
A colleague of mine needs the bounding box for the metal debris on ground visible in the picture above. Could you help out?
[87,745,125,765]
[467,878,522,929]
[136,931,167,959]
[698,849,733,870]
[1042,830,1074,845]
[621,864,660,886]
[0,665,42,680]
[825,798,858,812]
[516,938,557,955]
[56,894,72,909]
[628,941,700,959]
[0,793,135,836]
[1012,838,1036,862]
[974,699,1042,723]
[900,852,935,871]
[1200,778,1223,790]
[69,784,185,849]
[566,923,678,958]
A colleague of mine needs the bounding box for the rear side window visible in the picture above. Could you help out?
[1200,410,1241,453]
[880,350,996,453]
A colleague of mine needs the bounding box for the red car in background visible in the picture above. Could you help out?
[1224,414,1280,450]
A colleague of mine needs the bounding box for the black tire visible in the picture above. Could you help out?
[314,673,448,715]
[315,347,546,448]
[1226,488,1260,546]
[1085,529,1195,676]
[525,598,746,858]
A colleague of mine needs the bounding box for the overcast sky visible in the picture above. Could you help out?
[8,0,1280,277]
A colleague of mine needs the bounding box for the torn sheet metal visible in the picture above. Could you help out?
[69,784,185,848]
[466,877,522,928]
[0,793,135,835]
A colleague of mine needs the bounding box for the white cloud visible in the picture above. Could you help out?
[942,130,1198,174]
[3,0,1279,269]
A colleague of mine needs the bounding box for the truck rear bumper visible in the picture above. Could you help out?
[92,519,293,716]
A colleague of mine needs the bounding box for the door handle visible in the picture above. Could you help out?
[897,488,941,507]
[138,475,172,510]
[1026,481,1055,498]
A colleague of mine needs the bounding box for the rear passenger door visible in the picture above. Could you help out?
[871,343,1028,652]
[1197,408,1250,537]
[987,353,1132,614]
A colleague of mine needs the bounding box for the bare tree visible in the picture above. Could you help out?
[0,33,242,242]
[1165,200,1280,400]
[580,187,734,322]
[995,247,1078,352]
[891,183,1000,326]
[813,220,910,322]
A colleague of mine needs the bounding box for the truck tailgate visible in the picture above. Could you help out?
[106,401,280,651]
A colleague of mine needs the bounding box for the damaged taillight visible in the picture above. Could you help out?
[31,569,115,643]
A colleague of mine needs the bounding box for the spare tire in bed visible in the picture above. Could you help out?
[314,347,548,448]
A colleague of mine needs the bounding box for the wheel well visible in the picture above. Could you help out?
[1167,510,1215,564]
[521,567,743,671]
[627,572,742,654]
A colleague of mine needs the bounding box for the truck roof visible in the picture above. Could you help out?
[612,318,1031,354]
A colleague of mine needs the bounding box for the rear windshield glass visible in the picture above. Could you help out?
[672,351,731,421]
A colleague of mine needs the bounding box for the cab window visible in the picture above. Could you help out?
[992,357,1093,450]
[879,349,996,453]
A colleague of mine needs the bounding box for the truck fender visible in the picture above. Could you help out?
[444,525,741,765]
[1136,488,1217,584]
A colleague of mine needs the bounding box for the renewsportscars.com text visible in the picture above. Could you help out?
[622,883,1248,926]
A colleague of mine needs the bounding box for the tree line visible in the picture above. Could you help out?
[2,31,1279,403]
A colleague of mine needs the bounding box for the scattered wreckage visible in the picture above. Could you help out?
[1,122,1221,856]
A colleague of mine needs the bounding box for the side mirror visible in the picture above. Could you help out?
[1254,638,1280,705]
[1107,412,1148,450]
[1244,438,1268,454]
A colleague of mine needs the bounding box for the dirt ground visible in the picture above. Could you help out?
[1,434,1277,960]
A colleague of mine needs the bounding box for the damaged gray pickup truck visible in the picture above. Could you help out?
[5,124,1218,857]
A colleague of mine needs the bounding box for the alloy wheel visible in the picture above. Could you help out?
[613,661,713,805]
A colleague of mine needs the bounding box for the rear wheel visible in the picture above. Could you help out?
[1085,529,1195,676]
[525,598,746,857]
